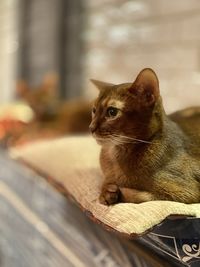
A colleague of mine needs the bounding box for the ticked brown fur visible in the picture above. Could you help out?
[90,69,200,205]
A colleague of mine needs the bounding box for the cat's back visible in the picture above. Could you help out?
[170,107,200,157]
[170,107,200,136]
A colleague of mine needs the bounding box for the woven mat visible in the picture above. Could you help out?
[10,136,200,237]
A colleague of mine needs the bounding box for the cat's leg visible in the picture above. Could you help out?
[99,185,155,205]
[99,183,120,205]
[119,187,155,203]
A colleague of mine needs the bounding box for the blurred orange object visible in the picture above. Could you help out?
[0,119,27,144]
[0,102,33,147]
[0,124,6,139]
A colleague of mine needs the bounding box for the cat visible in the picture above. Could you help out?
[90,68,200,205]
[14,75,92,145]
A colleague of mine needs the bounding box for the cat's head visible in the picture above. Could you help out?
[16,74,59,120]
[90,68,164,146]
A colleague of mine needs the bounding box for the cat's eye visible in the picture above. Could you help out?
[106,107,119,118]
[92,107,96,114]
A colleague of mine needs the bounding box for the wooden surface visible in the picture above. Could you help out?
[0,151,179,267]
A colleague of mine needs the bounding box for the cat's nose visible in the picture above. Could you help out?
[89,122,97,133]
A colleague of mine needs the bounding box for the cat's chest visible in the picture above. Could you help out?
[100,146,141,187]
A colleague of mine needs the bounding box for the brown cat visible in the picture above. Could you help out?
[90,68,200,205]
[15,75,92,144]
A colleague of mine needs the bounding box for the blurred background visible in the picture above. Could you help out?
[1,0,200,146]
[1,0,200,108]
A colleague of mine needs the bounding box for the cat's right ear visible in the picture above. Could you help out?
[129,68,160,107]
[90,79,114,91]
[16,80,29,98]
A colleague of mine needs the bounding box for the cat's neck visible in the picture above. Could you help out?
[102,112,186,176]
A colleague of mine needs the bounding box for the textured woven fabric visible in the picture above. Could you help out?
[10,136,200,236]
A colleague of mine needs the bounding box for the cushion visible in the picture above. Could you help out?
[10,136,200,237]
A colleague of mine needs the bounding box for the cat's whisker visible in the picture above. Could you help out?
[94,134,153,146]
[95,136,123,146]
[94,137,111,144]
[112,134,153,144]
[110,139,121,146]
[110,136,131,146]
[104,135,125,146]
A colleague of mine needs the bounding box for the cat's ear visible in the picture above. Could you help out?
[16,80,29,98]
[42,73,58,95]
[129,68,160,107]
[90,79,114,91]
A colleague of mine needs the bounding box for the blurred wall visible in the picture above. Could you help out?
[84,0,200,113]
[1,0,200,111]
[0,0,18,103]
[17,0,85,99]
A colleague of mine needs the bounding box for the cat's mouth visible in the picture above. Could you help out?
[92,133,110,145]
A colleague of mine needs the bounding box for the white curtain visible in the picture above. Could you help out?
[0,0,19,103]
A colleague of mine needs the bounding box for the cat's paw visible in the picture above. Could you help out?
[99,184,120,205]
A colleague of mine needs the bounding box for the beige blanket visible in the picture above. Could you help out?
[10,136,200,237]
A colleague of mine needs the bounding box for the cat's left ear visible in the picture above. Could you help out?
[129,68,160,107]
[90,79,115,91]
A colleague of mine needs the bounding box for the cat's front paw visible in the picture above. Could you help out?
[99,184,120,205]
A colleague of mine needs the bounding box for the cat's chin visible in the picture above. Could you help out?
[95,139,103,145]
[95,138,107,145]
[92,135,109,146]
